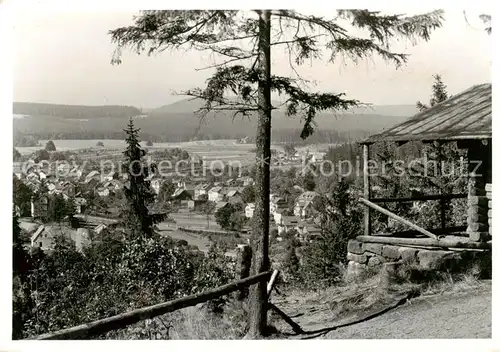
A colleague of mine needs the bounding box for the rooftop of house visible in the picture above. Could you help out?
[215,201,229,210]
[362,83,492,144]
[295,191,319,204]
[282,216,300,226]
[31,224,77,244]
[172,188,190,198]
[195,183,211,190]
[226,190,241,197]
[86,170,101,179]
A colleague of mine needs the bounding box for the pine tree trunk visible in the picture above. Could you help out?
[247,9,271,339]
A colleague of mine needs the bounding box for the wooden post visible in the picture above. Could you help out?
[363,144,371,236]
[237,244,252,300]
[435,141,446,229]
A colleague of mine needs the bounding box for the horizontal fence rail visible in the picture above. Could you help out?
[369,193,467,204]
[34,270,273,340]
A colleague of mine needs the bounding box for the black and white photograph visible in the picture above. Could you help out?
[3,0,495,346]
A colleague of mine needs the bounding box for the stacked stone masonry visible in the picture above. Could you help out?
[466,174,491,242]
[346,239,491,280]
[466,144,492,242]
[486,183,492,235]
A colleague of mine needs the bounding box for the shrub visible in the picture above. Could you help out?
[13,229,237,339]
[299,178,363,288]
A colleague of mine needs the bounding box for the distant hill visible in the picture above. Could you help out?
[346,104,418,117]
[13,102,142,119]
[12,99,415,145]
[151,98,284,115]
[150,98,418,117]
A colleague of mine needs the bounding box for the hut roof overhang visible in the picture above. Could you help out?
[361,83,492,145]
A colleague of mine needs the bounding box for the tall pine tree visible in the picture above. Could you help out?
[413,75,465,228]
[122,118,165,239]
[416,74,449,111]
[110,9,444,337]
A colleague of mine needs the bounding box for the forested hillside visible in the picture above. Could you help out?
[12,100,415,145]
[13,102,142,119]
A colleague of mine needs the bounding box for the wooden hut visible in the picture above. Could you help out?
[347,83,492,276]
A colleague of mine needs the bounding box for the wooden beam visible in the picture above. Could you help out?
[363,144,371,236]
[369,193,467,203]
[268,303,305,334]
[266,270,279,299]
[373,226,467,237]
[356,235,492,250]
[34,270,273,340]
[359,198,438,240]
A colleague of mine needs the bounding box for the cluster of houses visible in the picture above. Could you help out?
[14,152,328,251]
[245,191,322,241]
[13,160,127,218]
[271,150,325,166]
[165,176,254,208]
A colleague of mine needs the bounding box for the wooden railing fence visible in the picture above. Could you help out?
[34,270,277,340]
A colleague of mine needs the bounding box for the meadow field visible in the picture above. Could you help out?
[16,139,334,167]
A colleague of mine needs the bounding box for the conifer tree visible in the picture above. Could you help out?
[413,75,464,228]
[416,74,449,111]
[110,9,444,337]
[122,118,165,239]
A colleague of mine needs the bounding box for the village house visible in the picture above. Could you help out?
[293,191,319,218]
[25,179,41,193]
[208,186,224,202]
[84,170,101,184]
[69,166,84,180]
[95,186,110,197]
[245,203,255,218]
[56,163,71,177]
[273,211,283,226]
[277,215,300,235]
[30,224,90,252]
[14,204,21,217]
[295,220,322,241]
[93,223,108,235]
[25,171,39,182]
[171,187,193,202]
[194,183,212,200]
[225,188,244,204]
[151,178,162,194]
[238,176,254,187]
[187,199,207,210]
[224,178,235,186]
[60,181,77,197]
[74,197,87,214]
[309,152,325,163]
[270,196,287,215]
[31,195,49,219]
[214,201,231,213]
[46,182,57,193]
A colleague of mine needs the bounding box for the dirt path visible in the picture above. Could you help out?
[322,282,491,339]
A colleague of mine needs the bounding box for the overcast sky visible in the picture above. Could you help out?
[13,9,491,109]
